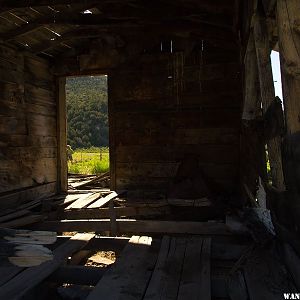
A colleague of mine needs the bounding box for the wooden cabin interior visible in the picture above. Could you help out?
[0,0,300,299]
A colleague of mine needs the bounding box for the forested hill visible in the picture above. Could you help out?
[66,76,108,149]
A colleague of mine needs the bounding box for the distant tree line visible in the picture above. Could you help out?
[66,76,109,149]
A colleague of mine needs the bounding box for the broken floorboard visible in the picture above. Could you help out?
[0,233,94,299]
[0,231,296,300]
[87,235,158,300]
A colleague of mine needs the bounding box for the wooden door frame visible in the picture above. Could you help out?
[56,76,68,193]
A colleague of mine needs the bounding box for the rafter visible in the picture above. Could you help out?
[31,28,112,53]
[1,11,235,42]
[0,15,136,41]
[0,0,134,13]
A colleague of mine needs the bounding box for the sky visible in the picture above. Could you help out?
[270,50,283,99]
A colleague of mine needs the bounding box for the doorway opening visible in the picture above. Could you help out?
[65,75,110,188]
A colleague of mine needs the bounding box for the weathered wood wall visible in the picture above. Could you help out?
[0,44,57,209]
[109,40,242,198]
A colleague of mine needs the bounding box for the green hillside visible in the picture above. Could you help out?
[66,76,108,149]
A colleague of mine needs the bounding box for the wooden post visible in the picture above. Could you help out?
[109,199,117,236]
[242,32,261,121]
[57,77,68,192]
[253,11,285,191]
[277,0,300,216]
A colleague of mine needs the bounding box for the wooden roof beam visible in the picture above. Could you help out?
[1,13,236,42]
[0,0,133,13]
[32,28,119,53]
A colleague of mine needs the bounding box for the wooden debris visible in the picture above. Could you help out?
[3,243,53,267]
[0,233,95,299]
[0,210,30,224]
[0,228,57,267]
[87,191,120,209]
[0,215,44,228]
[65,192,101,210]
[0,228,57,245]
[69,172,110,189]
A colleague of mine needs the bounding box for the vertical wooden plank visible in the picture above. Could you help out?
[107,74,116,190]
[109,199,117,236]
[143,236,171,299]
[56,77,67,192]
[253,11,285,190]
[144,237,187,300]
[277,0,300,190]
[177,237,211,300]
[243,32,261,121]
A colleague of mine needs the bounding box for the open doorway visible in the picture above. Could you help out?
[65,75,110,189]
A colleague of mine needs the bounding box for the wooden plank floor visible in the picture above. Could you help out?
[87,236,212,300]
[0,232,297,300]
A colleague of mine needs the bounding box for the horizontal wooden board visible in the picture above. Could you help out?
[0,158,57,193]
[115,127,239,146]
[114,109,241,130]
[24,83,55,105]
[0,98,56,117]
[0,116,27,135]
[111,62,241,102]
[0,146,57,160]
[116,176,236,192]
[184,62,240,82]
[0,182,57,210]
[27,113,57,136]
[115,145,239,164]
[116,162,238,179]
[0,82,24,104]
[0,44,23,66]
[0,57,24,73]
[24,55,53,81]
[0,134,57,148]
[183,78,242,95]
[38,220,232,235]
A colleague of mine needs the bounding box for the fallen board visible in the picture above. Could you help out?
[0,209,30,223]
[65,193,94,210]
[65,193,101,210]
[87,235,158,300]
[0,233,95,299]
[0,215,44,228]
[87,191,119,209]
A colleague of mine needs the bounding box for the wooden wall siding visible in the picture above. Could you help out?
[110,42,242,197]
[0,44,57,201]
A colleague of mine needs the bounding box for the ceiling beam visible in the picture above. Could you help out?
[0,0,134,13]
[0,15,136,41]
[1,12,236,42]
[32,28,112,53]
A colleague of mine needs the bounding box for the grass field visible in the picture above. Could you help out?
[68,147,109,174]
